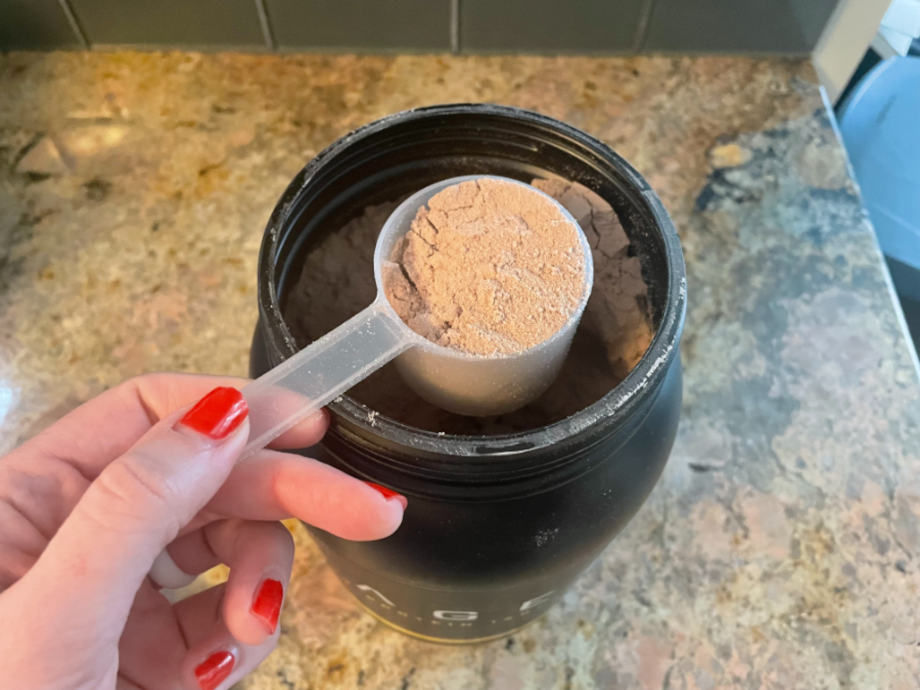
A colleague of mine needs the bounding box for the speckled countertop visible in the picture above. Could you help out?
[2,53,919,689]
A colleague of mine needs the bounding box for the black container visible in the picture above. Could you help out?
[250,104,686,642]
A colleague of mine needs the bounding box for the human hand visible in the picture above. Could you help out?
[0,374,406,689]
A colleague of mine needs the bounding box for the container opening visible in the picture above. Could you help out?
[273,112,669,437]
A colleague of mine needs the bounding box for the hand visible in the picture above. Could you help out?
[0,374,406,689]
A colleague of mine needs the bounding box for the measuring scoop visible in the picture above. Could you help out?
[241,175,594,456]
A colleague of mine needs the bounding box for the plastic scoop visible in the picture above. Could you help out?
[241,175,594,456]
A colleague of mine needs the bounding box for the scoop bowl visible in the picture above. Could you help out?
[373,175,594,416]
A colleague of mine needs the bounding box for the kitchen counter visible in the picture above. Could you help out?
[2,53,919,689]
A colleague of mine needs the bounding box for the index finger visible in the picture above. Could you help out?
[21,372,329,478]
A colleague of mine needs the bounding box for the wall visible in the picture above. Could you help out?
[813,0,892,101]
[1,0,839,54]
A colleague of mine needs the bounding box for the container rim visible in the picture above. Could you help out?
[258,103,687,459]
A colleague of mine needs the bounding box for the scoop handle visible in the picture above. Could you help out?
[241,299,411,457]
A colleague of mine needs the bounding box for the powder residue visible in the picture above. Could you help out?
[283,177,653,434]
[531,178,651,370]
[383,178,586,356]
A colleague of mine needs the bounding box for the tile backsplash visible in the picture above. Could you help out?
[70,0,266,49]
[0,0,839,53]
[643,0,840,53]
[1,0,83,50]
[459,0,645,53]
[266,0,452,52]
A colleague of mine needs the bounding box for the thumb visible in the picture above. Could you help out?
[25,386,249,630]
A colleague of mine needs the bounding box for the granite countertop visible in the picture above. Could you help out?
[2,53,919,689]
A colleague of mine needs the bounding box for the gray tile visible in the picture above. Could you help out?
[460,0,643,53]
[266,0,450,52]
[643,0,839,54]
[0,0,82,49]
[789,0,841,48]
[71,0,265,48]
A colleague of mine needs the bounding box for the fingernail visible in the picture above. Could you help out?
[251,578,284,633]
[365,481,408,510]
[194,650,234,690]
[177,387,248,440]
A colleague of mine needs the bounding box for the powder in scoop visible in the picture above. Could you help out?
[383,178,586,356]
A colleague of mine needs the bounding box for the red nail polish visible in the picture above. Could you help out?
[177,387,248,440]
[194,650,234,690]
[365,481,408,510]
[251,578,284,633]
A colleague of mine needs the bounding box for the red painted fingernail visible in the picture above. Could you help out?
[177,387,248,440]
[251,578,283,633]
[194,650,234,690]
[365,481,408,510]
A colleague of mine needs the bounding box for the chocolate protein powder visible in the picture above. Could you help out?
[283,178,653,434]
[382,178,586,356]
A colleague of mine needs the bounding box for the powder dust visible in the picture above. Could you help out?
[283,178,653,435]
[383,178,586,356]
